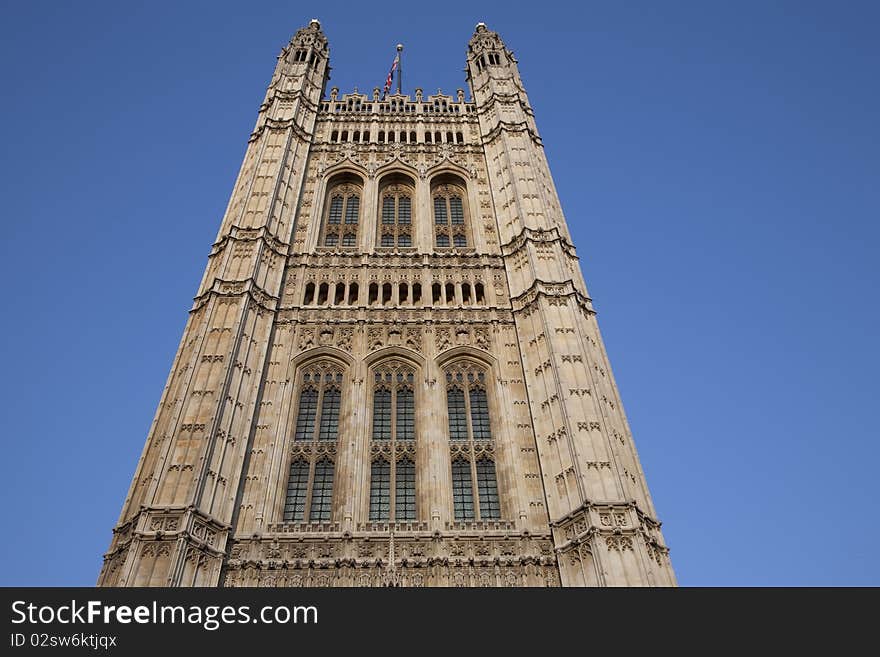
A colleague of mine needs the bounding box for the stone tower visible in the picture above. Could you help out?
[98,20,676,587]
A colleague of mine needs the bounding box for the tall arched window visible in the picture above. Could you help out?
[444,361,500,521]
[321,174,362,249]
[283,361,344,523]
[369,361,417,521]
[432,175,470,249]
[377,175,415,248]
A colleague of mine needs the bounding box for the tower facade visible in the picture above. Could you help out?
[99,20,676,587]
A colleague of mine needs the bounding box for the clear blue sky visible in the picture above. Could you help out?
[1,1,877,586]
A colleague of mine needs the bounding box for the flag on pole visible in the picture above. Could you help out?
[382,53,400,99]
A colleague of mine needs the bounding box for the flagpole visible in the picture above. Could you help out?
[396,44,403,94]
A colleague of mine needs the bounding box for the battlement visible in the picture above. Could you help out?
[320,89,476,117]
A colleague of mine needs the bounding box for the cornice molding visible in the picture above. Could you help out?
[286,251,505,269]
[470,74,528,98]
[275,309,516,325]
[261,87,320,113]
[315,140,479,180]
[548,500,669,559]
[104,506,232,561]
[473,89,532,112]
[509,278,594,316]
[501,225,577,259]
[191,277,279,313]
[210,225,290,259]
[481,119,542,147]
[249,116,313,143]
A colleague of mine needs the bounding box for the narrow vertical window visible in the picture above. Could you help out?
[294,388,318,441]
[395,458,416,520]
[309,458,335,521]
[382,196,395,225]
[396,388,414,441]
[345,196,360,224]
[373,387,392,440]
[447,388,468,440]
[449,197,464,224]
[434,197,448,225]
[328,196,343,224]
[451,458,474,521]
[369,459,391,521]
[469,388,491,440]
[283,459,309,521]
[398,197,411,225]
[476,458,500,519]
[318,386,340,441]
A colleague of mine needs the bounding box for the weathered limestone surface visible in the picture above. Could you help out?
[99,21,675,587]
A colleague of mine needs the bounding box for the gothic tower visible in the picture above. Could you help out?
[98,20,676,587]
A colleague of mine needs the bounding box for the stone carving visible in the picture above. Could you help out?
[605,535,634,552]
[403,327,421,351]
[367,327,384,351]
[434,327,452,352]
[335,328,354,351]
[298,327,315,350]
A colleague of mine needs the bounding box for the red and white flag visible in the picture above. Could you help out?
[382,53,400,98]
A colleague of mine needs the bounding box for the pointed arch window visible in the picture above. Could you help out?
[377,178,415,248]
[283,361,345,523]
[293,365,342,442]
[321,176,362,249]
[369,361,418,522]
[445,362,501,521]
[432,179,470,249]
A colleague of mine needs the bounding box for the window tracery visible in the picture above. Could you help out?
[369,361,417,521]
[321,176,362,249]
[432,181,470,249]
[444,361,500,521]
[377,178,415,248]
[284,361,344,523]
